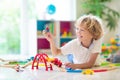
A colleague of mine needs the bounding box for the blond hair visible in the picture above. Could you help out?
[75,14,104,40]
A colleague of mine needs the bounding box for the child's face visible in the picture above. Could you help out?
[75,24,93,42]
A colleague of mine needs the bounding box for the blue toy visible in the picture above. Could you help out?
[67,54,73,63]
[66,68,82,73]
[46,4,56,15]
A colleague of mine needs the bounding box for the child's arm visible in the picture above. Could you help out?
[43,31,61,56]
[49,39,61,56]
[65,53,99,69]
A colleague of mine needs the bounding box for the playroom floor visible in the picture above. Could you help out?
[0,54,120,80]
[0,66,120,80]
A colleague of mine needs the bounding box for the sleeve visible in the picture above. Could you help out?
[91,38,103,54]
[61,39,76,55]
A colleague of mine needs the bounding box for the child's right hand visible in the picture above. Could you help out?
[43,30,54,42]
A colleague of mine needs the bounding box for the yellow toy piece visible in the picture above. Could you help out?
[110,38,117,44]
[46,57,54,62]
[33,63,45,67]
[62,31,67,37]
[109,64,115,67]
[82,69,94,75]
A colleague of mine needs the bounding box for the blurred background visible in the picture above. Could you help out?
[0,0,120,59]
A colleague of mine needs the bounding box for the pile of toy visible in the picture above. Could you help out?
[101,35,120,63]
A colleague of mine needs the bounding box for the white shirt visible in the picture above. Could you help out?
[61,38,102,65]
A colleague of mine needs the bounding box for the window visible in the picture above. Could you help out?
[0,0,37,55]
[0,0,20,55]
[0,0,75,56]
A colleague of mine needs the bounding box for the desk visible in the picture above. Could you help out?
[0,67,120,80]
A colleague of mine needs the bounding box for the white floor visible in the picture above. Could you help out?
[0,54,120,80]
[0,67,120,80]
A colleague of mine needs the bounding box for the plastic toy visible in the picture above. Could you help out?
[15,64,20,72]
[67,69,82,73]
[32,53,52,71]
[92,63,118,73]
[21,61,32,68]
[1,53,63,72]
[32,53,62,71]
[93,69,107,72]
[102,35,120,58]
[46,4,56,15]
[66,68,82,73]
[67,54,73,63]
[45,25,49,32]
[110,38,117,44]
[62,31,67,37]
[93,66,117,73]
[50,58,62,67]
[82,69,94,75]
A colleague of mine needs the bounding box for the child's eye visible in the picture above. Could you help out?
[76,28,79,30]
[75,27,84,32]
[75,27,79,31]
[80,29,84,31]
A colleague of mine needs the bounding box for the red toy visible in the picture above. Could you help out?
[15,64,20,72]
[93,69,107,72]
[51,58,62,67]
[32,53,62,71]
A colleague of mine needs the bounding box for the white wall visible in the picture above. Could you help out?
[35,0,76,21]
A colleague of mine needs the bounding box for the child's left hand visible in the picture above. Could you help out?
[65,63,77,70]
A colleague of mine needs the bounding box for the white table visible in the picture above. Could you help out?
[0,66,120,80]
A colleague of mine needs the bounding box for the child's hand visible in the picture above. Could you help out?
[43,30,54,42]
[64,63,77,70]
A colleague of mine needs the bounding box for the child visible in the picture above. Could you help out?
[43,14,104,69]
